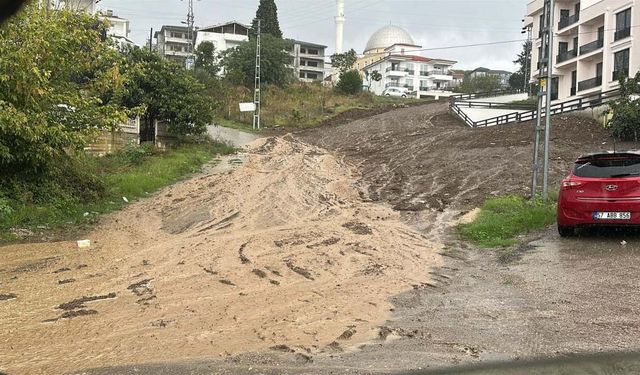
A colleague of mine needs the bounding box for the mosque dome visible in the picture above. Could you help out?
[364,25,415,53]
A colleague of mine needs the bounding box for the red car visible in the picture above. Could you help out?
[557,151,640,237]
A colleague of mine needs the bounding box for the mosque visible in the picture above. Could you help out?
[355,25,421,71]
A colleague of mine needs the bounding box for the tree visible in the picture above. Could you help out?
[331,49,358,74]
[252,0,282,38]
[0,5,126,175]
[458,75,502,94]
[221,35,293,88]
[510,41,532,91]
[608,71,640,141]
[336,70,363,95]
[195,41,219,77]
[119,46,213,137]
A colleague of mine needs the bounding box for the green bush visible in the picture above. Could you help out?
[121,143,155,166]
[336,70,363,95]
[609,72,640,140]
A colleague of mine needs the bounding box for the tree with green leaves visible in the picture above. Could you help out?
[119,46,213,137]
[0,4,126,175]
[331,49,358,74]
[458,75,502,94]
[608,71,640,141]
[221,35,293,88]
[195,41,220,77]
[336,70,363,95]
[509,41,532,91]
[252,0,282,38]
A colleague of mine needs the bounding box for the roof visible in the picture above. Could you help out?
[158,25,189,33]
[365,25,415,53]
[199,20,251,32]
[471,67,511,75]
[294,40,328,49]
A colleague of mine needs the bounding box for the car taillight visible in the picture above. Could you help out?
[561,181,583,190]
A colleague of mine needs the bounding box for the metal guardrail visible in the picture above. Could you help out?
[449,89,524,102]
[579,39,604,55]
[449,88,620,128]
[559,13,580,30]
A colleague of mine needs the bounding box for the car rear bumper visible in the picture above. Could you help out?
[558,198,640,226]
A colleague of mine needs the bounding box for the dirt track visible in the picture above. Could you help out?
[0,137,442,374]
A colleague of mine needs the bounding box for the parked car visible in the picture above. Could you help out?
[557,151,640,236]
[382,87,409,98]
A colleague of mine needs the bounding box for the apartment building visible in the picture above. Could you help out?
[363,44,457,97]
[195,21,250,53]
[290,41,327,82]
[155,25,193,65]
[45,0,96,14]
[99,10,134,48]
[468,67,513,88]
[526,0,638,102]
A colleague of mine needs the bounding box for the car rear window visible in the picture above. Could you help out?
[574,155,640,178]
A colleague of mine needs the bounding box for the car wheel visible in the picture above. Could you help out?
[386,94,391,96]
[402,95,407,98]
[558,225,575,237]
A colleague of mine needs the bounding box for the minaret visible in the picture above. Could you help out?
[335,0,345,54]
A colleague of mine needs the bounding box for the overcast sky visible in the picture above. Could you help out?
[97,0,529,71]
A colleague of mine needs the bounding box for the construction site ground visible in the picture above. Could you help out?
[1,102,640,375]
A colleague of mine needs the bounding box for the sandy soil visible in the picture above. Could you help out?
[0,136,442,374]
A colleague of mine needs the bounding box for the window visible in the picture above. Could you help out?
[615,8,631,41]
[300,48,307,54]
[306,61,318,67]
[299,71,305,78]
[306,73,318,80]
[614,49,630,80]
[307,49,319,55]
[170,32,183,38]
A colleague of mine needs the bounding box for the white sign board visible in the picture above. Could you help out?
[239,102,256,112]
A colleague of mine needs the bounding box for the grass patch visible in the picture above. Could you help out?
[458,195,556,248]
[215,83,429,130]
[0,142,235,244]
[509,96,538,107]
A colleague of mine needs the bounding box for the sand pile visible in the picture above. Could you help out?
[0,136,440,374]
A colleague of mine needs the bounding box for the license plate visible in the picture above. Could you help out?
[593,212,631,220]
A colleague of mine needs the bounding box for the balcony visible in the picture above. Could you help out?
[385,67,407,77]
[614,27,631,41]
[419,86,429,91]
[419,71,429,77]
[403,85,414,91]
[404,69,415,75]
[559,13,579,30]
[385,82,401,88]
[556,49,577,63]
[578,76,602,91]
[579,39,604,55]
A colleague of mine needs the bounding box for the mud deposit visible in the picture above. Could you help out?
[0,137,440,374]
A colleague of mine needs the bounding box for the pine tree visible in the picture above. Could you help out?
[251,0,282,38]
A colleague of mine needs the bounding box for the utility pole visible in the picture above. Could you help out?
[531,0,554,200]
[182,0,197,69]
[542,0,555,201]
[522,25,532,94]
[149,27,154,52]
[253,19,262,130]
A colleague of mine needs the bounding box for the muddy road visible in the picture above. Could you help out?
[2,102,640,374]
[0,137,442,374]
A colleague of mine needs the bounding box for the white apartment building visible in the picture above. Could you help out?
[46,0,96,14]
[527,0,638,102]
[195,21,250,54]
[363,44,457,97]
[290,40,327,82]
[99,10,134,48]
[155,25,193,65]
